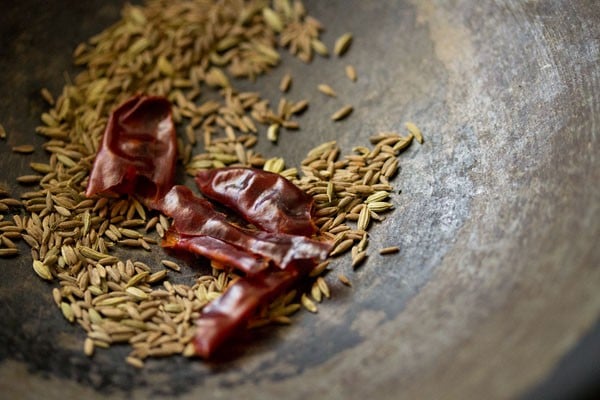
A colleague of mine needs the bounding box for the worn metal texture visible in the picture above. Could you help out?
[0,1,598,399]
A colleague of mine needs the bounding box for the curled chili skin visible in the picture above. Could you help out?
[85,95,177,203]
[194,261,313,358]
[159,186,331,272]
[163,231,270,276]
[196,167,317,237]
[159,187,331,357]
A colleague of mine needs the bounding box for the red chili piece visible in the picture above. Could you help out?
[159,186,331,272]
[163,231,270,275]
[85,95,177,204]
[159,186,330,356]
[195,167,317,236]
[194,262,312,358]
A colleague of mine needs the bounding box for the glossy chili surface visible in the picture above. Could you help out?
[193,263,308,358]
[85,95,177,203]
[159,185,330,272]
[196,167,317,236]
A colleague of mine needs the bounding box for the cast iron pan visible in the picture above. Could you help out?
[0,1,598,399]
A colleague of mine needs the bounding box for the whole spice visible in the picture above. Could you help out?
[331,105,353,121]
[345,65,357,81]
[195,167,318,236]
[163,232,270,275]
[194,262,310,358]
[334,33,353,56]
[85,95,177,203]
[317,84,337,97]
[158,186,331,272]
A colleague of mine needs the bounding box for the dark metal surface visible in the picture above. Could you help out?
[0,1,598,399]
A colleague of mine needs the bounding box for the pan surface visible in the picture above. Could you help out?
[0,1,598,399]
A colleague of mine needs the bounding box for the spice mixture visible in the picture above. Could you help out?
[0,0,420,366]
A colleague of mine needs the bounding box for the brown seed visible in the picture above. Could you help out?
[88,308,103,324]
[345,65,357,82]
[317,277,330,299]
[12,145,35,154]
[182,342,196,358]
[271,315,292,324]
[161,259,181,272]
[315,206,338,217]
[311,39,329,56]
[60,302,75,323]
[279,303,300,318]
[279,73,292,92]
[33,260,53,280]
[119,239,142,247]
[331,105,353,121]
[317,84,337,97]
[330,238,354,256]
[98,307,126,319]
[52,288,62,307]
[338,274,352,286]
[95,296,129,307]
[119,228,142,239]
[267,124,279,143]
[262,7,283,32]
[334,33,353,56]
[357,233,368,252]
[348,184,374,195]
[379,246,400,255]
[309,260,330,278]
[0,235,17,248]
[357,205,371,231]
[352,250,368,268]
[144,216,159,232]
[84,338,95,357]
[405,122,423,144]
[290,100,309,115]
[54,205,72,217]
[147,270,168,284]
[40,88,55,105]
[125,271,150,288]
[301,294,317,313]
[126,286,149,301]
[311,282,322,303]
[282,120,299,130]
[367,201,394,212]
[126,356,144,368]
[17,175,42,184]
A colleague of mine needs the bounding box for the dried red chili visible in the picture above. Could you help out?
[195,167,318,236]
[85,95,177,204]
[159,185,331,272]
[193,262,311,358]
[163,231,270,275]
[158,186,330,356]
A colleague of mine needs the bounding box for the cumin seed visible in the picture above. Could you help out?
[331,105,353,121]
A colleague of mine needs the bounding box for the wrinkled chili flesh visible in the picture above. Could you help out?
[163,231,270,275]
[85,95,177,204]
[159,185,331,272]
[194,262,311,358]
[195,167,318,236]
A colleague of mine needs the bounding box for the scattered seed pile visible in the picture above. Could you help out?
[0,0,421,367]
